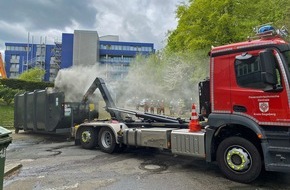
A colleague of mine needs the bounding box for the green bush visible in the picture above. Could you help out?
[0,85,24,105]
[0,78,54,91]
[18,67,46,82]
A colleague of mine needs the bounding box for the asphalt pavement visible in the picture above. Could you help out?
[3,131,290,190]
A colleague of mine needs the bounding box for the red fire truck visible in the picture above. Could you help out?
[74,24,290,183]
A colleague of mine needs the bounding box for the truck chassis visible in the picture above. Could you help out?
[74,77,264,183]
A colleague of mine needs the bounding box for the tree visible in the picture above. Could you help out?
[118,53,164,100]
[161,49,209,102]
[167,0,290,52]
[18,67,46,82]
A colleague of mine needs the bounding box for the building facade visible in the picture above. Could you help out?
[5,42,54,81]
[4,30,154,82]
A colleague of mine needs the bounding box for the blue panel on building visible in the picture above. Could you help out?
[61,33,73,68]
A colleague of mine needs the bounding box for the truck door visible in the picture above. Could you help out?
[211,55,232,113]
[230,49,290,125]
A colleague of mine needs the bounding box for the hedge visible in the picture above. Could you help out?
[0,78,54,91]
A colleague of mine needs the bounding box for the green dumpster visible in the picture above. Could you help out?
[0,127,12,189]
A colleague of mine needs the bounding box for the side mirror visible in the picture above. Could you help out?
[259,50,277,85]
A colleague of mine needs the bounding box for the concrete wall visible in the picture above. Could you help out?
[73,30,99,66]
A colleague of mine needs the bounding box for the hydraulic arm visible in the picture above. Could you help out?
[82,77,123,121]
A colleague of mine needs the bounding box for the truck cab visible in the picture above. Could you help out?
[205,25,290,182]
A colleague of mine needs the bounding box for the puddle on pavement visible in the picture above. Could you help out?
[139,161,168,172]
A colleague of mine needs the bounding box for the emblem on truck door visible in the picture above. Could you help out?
[259,102,269,113]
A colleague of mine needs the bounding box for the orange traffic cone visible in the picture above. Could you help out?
[189,104,201,132]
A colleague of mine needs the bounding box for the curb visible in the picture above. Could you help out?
[4,163,22,177]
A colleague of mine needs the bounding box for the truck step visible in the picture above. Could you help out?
[268,146,290,153]
[266,163,290,172]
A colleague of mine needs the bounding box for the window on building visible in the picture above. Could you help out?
[10,72,19,78]
[24,46,31,51]
[11,63,19,68]
[100,44,105,49]
[6,45,29,51]
[141,46,152,52]
[10,54,20,64]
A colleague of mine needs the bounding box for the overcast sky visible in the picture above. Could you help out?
[0,0,186,57]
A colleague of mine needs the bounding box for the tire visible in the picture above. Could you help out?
[216,137,262,183]
[15,128,19,134]
[79,127,98,149]
[98,127,118,153]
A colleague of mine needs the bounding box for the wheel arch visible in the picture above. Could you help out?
[75,123,124,145]
[206,113,265,162]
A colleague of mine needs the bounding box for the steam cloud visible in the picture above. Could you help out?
[54,51,209,115]
[54,64,106,102]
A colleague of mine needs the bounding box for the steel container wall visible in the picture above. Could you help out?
[14,92,27,130]
[26,92,35,130]
[46,91,64,132]
[14,88,94,134]
[35,90,47,131]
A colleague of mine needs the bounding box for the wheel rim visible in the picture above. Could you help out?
[101,131,112,148]
[81,131,91,143]
[225,146,251,172]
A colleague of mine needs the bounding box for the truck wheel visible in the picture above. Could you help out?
[216,137,262,183]
[15,128,19,134]
[98,127,117,154]
[79,127,98,149]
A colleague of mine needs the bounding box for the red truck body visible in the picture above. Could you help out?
[211,37,290,124]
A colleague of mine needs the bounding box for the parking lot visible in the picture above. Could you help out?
[3,131,290,190]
